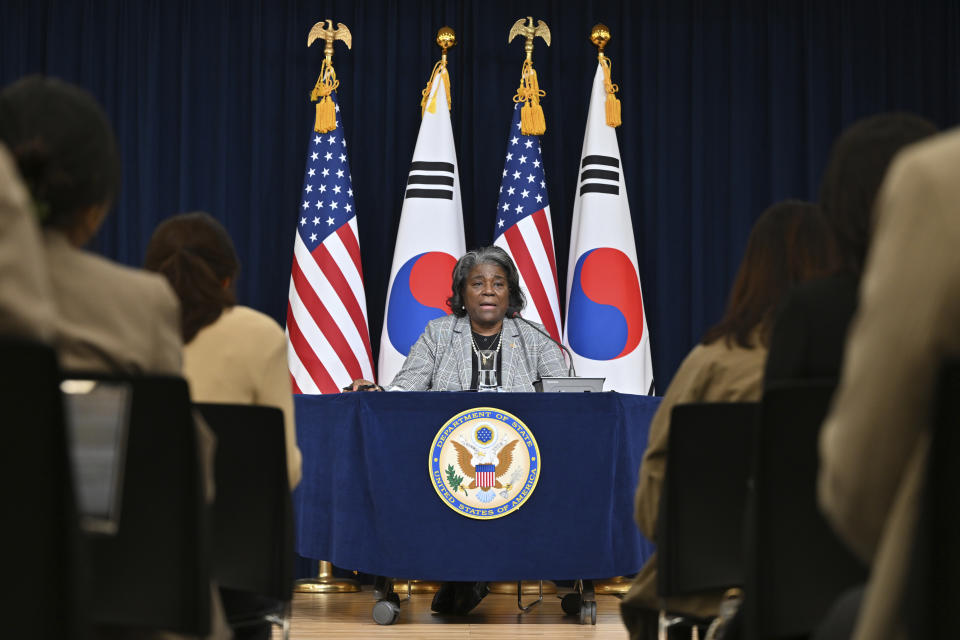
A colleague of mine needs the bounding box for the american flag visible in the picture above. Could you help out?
[493,104,562,341]
[286,91,375,394]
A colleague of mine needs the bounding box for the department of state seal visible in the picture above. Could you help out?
[429,407,540,520]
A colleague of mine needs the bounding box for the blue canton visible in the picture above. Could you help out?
[296,91,355,248]
[493,104,550,240]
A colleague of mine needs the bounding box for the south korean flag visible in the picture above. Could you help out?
[563,62,654,395]
[378,66,466,386]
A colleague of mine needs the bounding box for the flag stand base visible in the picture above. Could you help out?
[594,575,633,595]
[295,560,360,593]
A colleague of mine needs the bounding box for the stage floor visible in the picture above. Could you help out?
[273,587,630,638]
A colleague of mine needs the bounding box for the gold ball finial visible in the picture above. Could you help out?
[590,23,611,53]
[437,26,457,51]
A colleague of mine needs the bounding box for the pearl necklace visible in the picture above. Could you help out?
[471,329,503,367]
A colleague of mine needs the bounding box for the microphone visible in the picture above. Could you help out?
[510,312,577,377]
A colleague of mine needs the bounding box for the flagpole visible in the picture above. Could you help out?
[489,15,561,599]
[585,23,631,594]
[384,28,460,595]
[292,19,360,594]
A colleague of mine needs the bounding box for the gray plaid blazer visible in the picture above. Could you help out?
[387,314,569,391]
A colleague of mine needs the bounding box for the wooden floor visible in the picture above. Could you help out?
[272,587,630,639]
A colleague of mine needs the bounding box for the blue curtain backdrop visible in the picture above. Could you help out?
[2,0,958,389]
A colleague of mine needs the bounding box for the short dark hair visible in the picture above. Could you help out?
[819,112,937,275]
[144,212,240,343]
[0,75,121,230]
[703,200,837,349]
[447,246,526,318]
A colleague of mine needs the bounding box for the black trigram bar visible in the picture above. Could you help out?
[406,160,456,198]
[580,183,620,196]
[580,169,619,182]
[405,189,454,200]
[410,161,455,172]
[407,174,455,186]
[581,154,620,168]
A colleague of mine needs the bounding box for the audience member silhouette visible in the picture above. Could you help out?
[145,211,302,489]
[0,75,229,640]
[819,127,960,640]
[765,113,936,383]
[0,75,181,374]
[622,201,837,640]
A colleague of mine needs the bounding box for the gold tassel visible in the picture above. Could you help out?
[600,55,621,128]
[311,58,340,133]
[513,59,546,135]
[420,59,452,116]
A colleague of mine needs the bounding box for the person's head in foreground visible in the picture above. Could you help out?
[144,212,240,343]
[0,75,121,246]
[819,112,937,276]
[703,200,838,349]
[447,245,526,335]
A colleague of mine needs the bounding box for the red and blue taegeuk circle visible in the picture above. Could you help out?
[567,247,644,360]
[387,251,457,356]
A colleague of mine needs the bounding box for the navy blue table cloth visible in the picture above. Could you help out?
[293,392,659,581]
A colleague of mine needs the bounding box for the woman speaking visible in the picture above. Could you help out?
[351,245,569,392]
[349,245,570,614]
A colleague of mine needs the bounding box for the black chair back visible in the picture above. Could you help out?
[907,361,960,637]
[194,403,294,602]
[1,338,83,638]
[658,402,758,599]
[83,375,210,635]
[745,381,866,639]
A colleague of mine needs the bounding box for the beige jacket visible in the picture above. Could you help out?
[623,335,766,627]
[0,145,56,342]
[184,305,302,488]
[819,127,960,640]
[43,230,182,375]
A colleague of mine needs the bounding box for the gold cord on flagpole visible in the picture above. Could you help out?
[307,20,352,133]
[421,27,456,117]
[509,17,550,135]
[591,23,621,128]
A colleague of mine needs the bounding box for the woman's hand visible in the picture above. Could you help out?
[343,378,383,392]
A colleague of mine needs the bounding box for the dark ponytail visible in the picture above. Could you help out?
[144,212,239,343]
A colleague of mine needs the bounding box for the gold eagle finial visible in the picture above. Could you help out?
[308,20,352,62]
[508,16,551,62]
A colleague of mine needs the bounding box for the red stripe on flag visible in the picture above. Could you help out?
[532,210,560,299]
[337,224,364,284]
[291,259,364,381]
[286,307,340,394]
[289,373,302,395]
[311,242,374,372]
[504,223,561,342]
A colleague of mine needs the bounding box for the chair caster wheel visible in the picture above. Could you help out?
[372,599,400,625]
[579,600,597,625]
[561,593,581,616]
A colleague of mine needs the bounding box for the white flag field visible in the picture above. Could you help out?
[377,67,466,385]
[563,62,654,395]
